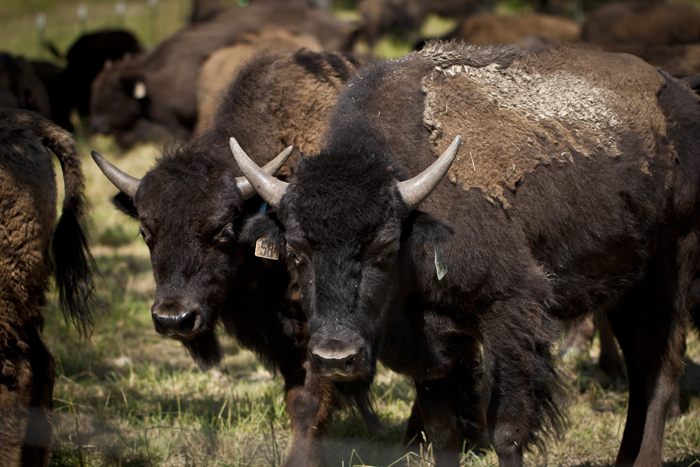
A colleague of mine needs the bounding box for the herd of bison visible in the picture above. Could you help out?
[3,0,700,466]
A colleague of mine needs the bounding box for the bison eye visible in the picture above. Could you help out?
[213,223,235,244]
[372,251,397,269]
[139,226,152,245]
[286,247,305,266]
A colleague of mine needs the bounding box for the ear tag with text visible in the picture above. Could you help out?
[255,237,279,260]
[435,249,447,281]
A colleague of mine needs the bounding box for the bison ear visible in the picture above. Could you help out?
[112,192,139,219]
[241,213,286,250]
[132,80,147,99]
[403,211,454,245]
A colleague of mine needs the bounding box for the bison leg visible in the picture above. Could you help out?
[596,311,626,383]
[481,300,566,467]
[282,362,337,467]
[0,325,55,467]
[560,314,595,356]
[411,344,484,467]
[608,273,687,466]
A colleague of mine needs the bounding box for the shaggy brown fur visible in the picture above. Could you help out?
[0,109,96,467]
[419,42,666,209]
[89,2,354,147]
[194,31,323,137]
[600,43,700,78]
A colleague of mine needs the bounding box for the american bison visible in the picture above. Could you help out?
[92,49,363,467]
[357,0,482,46]
[0,53,51,120]
[236,41,700,466]
[189,0,225,24]
[448,13,581,46]
[598,43,700,78]
[582,1,700,48]
[64,30,142,122]
[0,109,96,467]
[33,30,142,133]
[89,2,354,147]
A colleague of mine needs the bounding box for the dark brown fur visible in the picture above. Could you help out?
[448,13,581,47]
[89,3,354,147]
[0,109,96,467]
[244,41,700,467]
[0,54,51,120]
[101,49,363,467]
[599,43,700,78]
[582,2,700,47]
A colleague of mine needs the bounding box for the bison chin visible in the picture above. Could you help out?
[333,368,380,432]
[182,329,222,368]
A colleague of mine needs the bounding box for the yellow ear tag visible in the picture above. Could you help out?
[435,249,447,281]
[255,238,279,260]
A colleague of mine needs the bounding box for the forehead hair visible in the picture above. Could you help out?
[283,128,406,248]
[139,144,241,217]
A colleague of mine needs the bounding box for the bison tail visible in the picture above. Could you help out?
[18,110,99,337]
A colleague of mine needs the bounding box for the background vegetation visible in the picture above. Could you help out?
[1,0,700,465]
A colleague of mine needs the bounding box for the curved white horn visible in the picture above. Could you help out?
[92,151,141,199]
[235,144,294,200]
[230,137,290,207]
[397,135,461,210]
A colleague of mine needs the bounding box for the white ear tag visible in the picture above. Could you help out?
[255,237,279,260]
[133,81,147,99]
[435,249,447,280]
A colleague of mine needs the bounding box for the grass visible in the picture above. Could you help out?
[40,132,700,466]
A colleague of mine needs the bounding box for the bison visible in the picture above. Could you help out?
[194,30,323,137]
[0,53,51,120]
[89,2,354,147]
[0,109,97,467]
[447,13,581,47]
[582,1,700,48]
[92,49,363,467]
[236,41,700,466]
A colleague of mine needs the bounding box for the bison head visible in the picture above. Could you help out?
[92,145,291,366]
[236,136,458,390]
[89,59,146,135]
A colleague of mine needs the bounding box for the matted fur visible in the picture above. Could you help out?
[420,41,668,209]
[0,109,96,467]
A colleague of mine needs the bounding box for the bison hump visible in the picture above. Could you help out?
[419,43,668,209]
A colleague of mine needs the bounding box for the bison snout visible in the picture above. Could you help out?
[151,297,205,340]
[309,341,367,380]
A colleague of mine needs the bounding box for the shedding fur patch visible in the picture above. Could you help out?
[420,43,668,209]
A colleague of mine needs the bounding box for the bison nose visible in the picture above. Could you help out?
[309,344,366,379]
[151,297,204,340]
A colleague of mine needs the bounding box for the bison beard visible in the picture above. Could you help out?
[182,329,223,368]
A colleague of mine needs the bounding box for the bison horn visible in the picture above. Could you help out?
[397,135,461,210]
[91,151,141,199]
[230,137,290,207]
[235,144,293,201]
